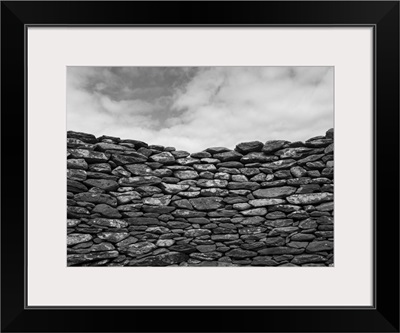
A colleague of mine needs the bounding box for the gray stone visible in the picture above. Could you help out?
[213,151,243,162]
[142,195,172,206]
[176,157,200,166]
[83,179,119,191]
[67,158,88,170]
[159,183,190,194]
[189,197,223,211]
[253,186,296,198]
[235,141,264,154]
[190,252,223,261]
[67,233,93,246]
[286,193,333,205]
[249,198,286,207]
[227,182,260,191]
[124,164,153,175]
[241,152,277,164]
[67,180,88,193]
[130,252,188,266]
[126,241,157,256]
[205,147,231,154]
[306,241,334,252]
[112,153,148,165]
[291,254,327,265]
[241,208,267,216]
[262,159,297,170]
[89,218,128,228]
[258,247,304,255]
[69,149,109,163]
[197,179,228,188]
[149,152,175,164]
[119,176,162,187]
[74,193,117,206]
[174,170,199,180]
[262,140,288,153]
[67,251,118,265]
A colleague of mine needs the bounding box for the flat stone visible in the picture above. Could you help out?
[176,157,200,166]
[95,142,126,152]
[196,244,217,253]
[169,244,197,254]
[275,147,312,159]
[205,147,231,154]
[269,226,299,236]
[239,227,266,235]
[67,219,80,227]
[258,247,304,255]
[67,169,87,182]
[67,180,88,193]
[126,241,157,256]
[124,164,153,176]
[142,206,175,214]
[187,217,210,224]
[67,233,93,246]
[189,197,223,211]
[298,154,324,165]
[251,257,279,266]
[227,182,260,191]
[74,193,117,206]
[291,254,327,265]
[89,218,128,228]
[253,186,296,198]
[83,179,119,191]
[131,252,188,266]
[299,218,318,229]
[142,195,172,206]
[262,140,288,153]
[174,170,199,180]
[120,139,148,148]
[262,159,297,170]
[290,166,308,178]
[126,217,162,225]
[67,251,118,265]
[67,158,88,170]
[172,209,206,218]
[149,152,175,164]
[191,151,211,158]
[249,198,286,207]
[316,202,334,211]
[213,151,243,162]
[241,208,267,216]
[265,219,293,228]
[286,193,333,205]
[171,150,190,158]
[159,183,190,194]
[264,237,285,246]
[235,141,263,154]
[226,249,257,258]
[240,152,277,164]
[156,239,175,247]
[118,176,162,187]
[190,252,223,261]
[290,233,315,241]
[184,229,211,237]
[111,153,148,165]
[211,234,239,241]
[325,143,334,154]
[197,179,228,188]
[306,241,334,252]
[98,232,129,243]
[67,131,98,144]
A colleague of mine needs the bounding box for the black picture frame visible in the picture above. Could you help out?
[1,1,399,332]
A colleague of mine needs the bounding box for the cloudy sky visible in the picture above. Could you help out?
[67,67,333,152]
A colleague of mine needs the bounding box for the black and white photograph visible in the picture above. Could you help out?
[66,66,334,267]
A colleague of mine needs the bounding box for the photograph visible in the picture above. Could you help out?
[66,66,334,267]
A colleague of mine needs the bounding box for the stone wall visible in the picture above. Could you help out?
[67,129,334,267]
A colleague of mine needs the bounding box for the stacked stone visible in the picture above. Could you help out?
[67,128,334,267]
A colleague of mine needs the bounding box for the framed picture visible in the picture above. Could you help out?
[2,1,399,332]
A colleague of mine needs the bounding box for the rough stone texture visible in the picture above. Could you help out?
[67,130,334,266]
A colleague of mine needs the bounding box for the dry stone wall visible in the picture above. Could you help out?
[67,129,334,267]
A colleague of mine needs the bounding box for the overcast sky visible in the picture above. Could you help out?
[67,67,333,152]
